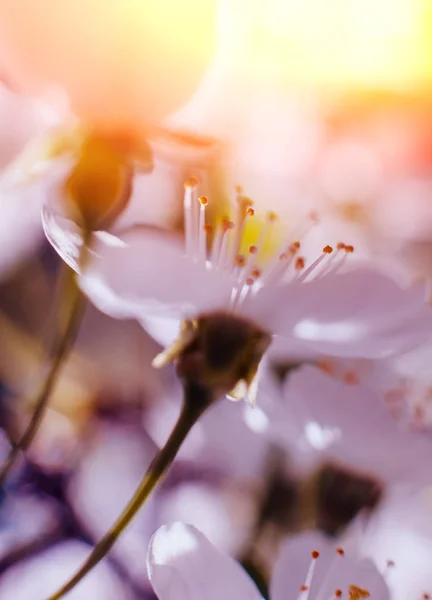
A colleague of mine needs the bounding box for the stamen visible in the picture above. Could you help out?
[183,177,198,256]
[295,246,333,284]
[297,550,320,600]
[210,217,229,267]
[261,211,318,284]
[227,192,254,268]
[217,220,235,268]
[317,243,354,279]
[198,196,208,264]
[261,241,300,286]
[253,210,279,263]
[348,585,370,599]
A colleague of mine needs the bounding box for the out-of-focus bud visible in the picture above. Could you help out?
[63,132,153,231]
[0,0,216,136]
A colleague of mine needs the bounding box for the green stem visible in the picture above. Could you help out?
[0,265,86,488]
[46,381,213,600]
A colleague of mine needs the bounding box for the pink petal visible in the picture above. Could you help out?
[271,531,389,600]
[250,267,432,358]
[80,228,233,328]
[273,364,432,484]
[147,523,261,600]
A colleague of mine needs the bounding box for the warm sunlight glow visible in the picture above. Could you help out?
[225,0,432,93]
[0,0,215,133]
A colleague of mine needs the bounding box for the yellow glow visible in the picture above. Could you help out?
[229,0,432,92]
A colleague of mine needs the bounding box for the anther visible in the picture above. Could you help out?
[345,245,354,253]
[317,359,336,376]
[246,207,255,217]
[199,196,208,205]
[323,245,333,254]
[343,371,359,385]
[222,219,235,231]
[336,547,345,556]
[249,245,258,255]
[311,550,320,559]
[337,242,346,250]
[295,257,306,270]
[235,255,246,267]
[184,176,198,188]
[300,585,309,591]
[251,268,262,279]
[386,559,395,568]
[267,211,278,222]
[335,591,343,598]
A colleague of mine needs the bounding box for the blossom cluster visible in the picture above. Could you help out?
[1,12,432,599]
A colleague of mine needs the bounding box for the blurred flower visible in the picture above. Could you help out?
[0,540,130,599]
[0,0,216,137]
[0,84,65,278]
[360,489,432,600]
[260,364,432,490]
[147,522,389,600]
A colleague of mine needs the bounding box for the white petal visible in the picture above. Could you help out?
[147,523,261,600]
[273,364,432,484]
[250,267,432,358]
[80,228,233,327]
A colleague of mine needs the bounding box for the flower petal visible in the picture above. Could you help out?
[271,531,389,600]
[250,267,432,358]
[271,364,432,484]
[147,522,261,600]
[80,228,233,344]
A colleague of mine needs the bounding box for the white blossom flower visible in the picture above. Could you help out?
[70,184,432,353]
[147,522,389,600]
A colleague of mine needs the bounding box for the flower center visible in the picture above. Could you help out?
[298,546,370,600]
[183,178,354,309]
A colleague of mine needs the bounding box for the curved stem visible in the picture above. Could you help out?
[46,381,213,600]
[0,253,88,488]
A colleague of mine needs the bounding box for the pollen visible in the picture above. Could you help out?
[343,371,359,385]
[199,195,208,206]
[295,257,306,270]
[311,550,320,559]
[317,359,336,376]
[348,585,370,599]
[323,245,333,254]
[222,219,235,231]
[184,176,198,189]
